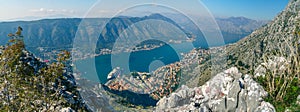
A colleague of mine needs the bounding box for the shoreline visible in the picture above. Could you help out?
[72,43,166,61]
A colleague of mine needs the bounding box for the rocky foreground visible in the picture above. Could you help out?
[156,67,275,112]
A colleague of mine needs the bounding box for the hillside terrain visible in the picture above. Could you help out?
[165,13,269,44]
[0,14,185,49]
[0,34,89,111]
[182,0,300,111]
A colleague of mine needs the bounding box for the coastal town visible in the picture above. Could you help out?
[104,62,182,99]
[35,43,166,61]
[36,37,195,62]
[104,48,213,100]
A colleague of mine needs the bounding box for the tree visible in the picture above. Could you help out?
[0,27,86,111]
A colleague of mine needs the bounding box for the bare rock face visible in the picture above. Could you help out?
[156,67,275,112]
[156,85,195,109]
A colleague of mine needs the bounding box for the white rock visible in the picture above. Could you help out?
[297,95,300,105]
[60,107,74,112]
[156,67,274,112]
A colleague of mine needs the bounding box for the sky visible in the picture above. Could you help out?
[0,0,289,21]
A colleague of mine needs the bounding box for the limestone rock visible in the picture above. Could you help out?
[156,67,275,112]
[60,107,75,112]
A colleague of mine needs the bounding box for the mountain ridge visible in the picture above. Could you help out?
[193,0,299,85]
[0,14,267,50]
[188,0,300,111]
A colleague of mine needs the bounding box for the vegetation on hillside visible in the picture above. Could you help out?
[0,28,86,111]
[256,21,300,111]
[256,50,300,111]
[195,1,300,111]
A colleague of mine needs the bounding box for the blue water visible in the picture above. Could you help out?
[75,42,195,83]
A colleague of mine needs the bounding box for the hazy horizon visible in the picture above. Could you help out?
[0,0,289,22]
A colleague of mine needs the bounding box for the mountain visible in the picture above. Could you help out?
[0,18,81,48]
[191,0,300,86]
[0,14,267,53]
[186,0,300,111]
[216,17,269,43]
[94,13,189,50]
[224,1,299,74]
[164,13,269,44]
[0,14,187,50]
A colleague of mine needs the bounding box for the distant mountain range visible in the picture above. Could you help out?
[0,14,268,51]
[0,14,188,50]
[216,17,269,43]
[164,13,269,44]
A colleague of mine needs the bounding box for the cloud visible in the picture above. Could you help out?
[30,8,75,14]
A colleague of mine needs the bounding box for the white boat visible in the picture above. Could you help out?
[107,67,121,80]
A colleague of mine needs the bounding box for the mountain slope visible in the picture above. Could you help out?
[0,14,186,50]
[216,17,269,43]
[194,0,300,85]
[0,18,81,48]
[0,37,89,111]
[190,0,300,111]
[95,13,189,50]
[225,0,300,74]
[0,14,267,52]
[164,13,269,44]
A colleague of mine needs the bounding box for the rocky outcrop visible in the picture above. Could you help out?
[0,44,89,111]
[156,67,275,112]
[19,49,87,111]
[19,49,47,74]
